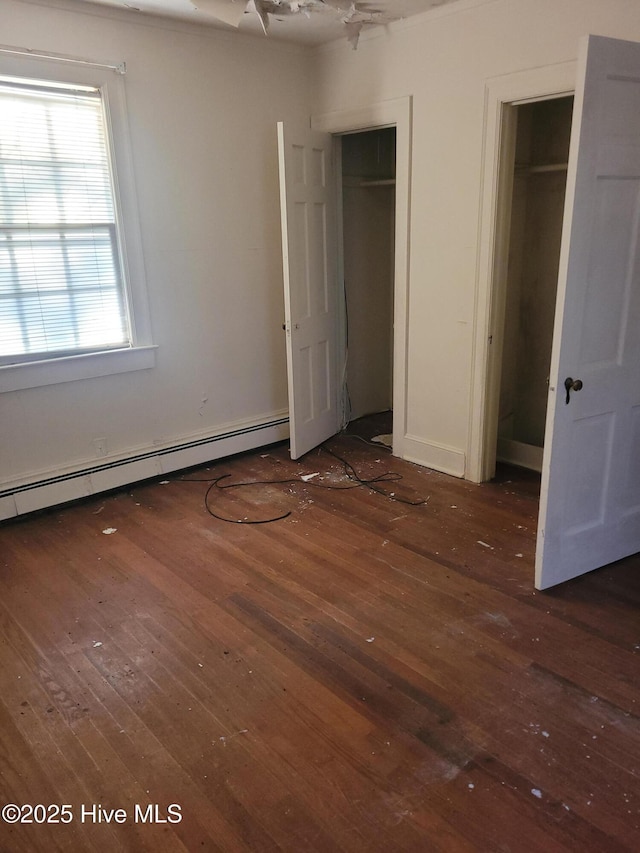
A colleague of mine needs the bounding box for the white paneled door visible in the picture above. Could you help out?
[536,35,640,589]
[277,121,340,459]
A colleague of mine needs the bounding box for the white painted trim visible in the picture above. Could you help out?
[312,96,412,462]
[467,61,577,483]
[403,435,465,479]
[0,43,125,72]
[496,438,543,473]
[0,346,157,392]
[0,411,289,520]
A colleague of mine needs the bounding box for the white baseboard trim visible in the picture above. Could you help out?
[497,438,543,472]
[401,434,465,478]
[0,413,289,521]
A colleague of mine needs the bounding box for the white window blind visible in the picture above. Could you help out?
[0,77,130,363]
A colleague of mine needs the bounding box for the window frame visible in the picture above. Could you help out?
[0,50,155,393]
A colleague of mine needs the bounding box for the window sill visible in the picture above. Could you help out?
[0,346,157,393]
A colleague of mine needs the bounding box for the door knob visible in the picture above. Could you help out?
[564,376,583,404]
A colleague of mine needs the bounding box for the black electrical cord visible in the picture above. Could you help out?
[322,444,426,506]
[203,475,292,524]
[175,439,428,524]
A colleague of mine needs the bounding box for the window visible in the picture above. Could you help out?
[0,52,154,392]
[0,78,130,360]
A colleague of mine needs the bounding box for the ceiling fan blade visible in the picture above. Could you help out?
[192,0,248,27]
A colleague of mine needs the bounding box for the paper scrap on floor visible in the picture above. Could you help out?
[371,434,392,447]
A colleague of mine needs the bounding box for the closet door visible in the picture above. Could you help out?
[277,122,340,459]
[536,35,640,588]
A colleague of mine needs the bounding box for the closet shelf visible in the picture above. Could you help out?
[515,162,569,175]
[360,178,396,186]
[343,176,396,187]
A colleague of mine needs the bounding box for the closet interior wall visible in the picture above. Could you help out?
[497,97,573,471]
[341,128,396,423]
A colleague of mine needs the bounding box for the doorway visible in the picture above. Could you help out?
[339,128,396,439]
[493,96,573,474]
[470,38,640,587]
[310,96,412,462]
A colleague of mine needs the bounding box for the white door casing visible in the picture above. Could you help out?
[312,97,412,461]
[536,35,640,589]
[277,121,340,459]
[470,62,576,485]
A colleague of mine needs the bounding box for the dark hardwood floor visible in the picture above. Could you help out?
[1,416,638,852]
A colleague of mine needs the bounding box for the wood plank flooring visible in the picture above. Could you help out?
[0,416,638,852]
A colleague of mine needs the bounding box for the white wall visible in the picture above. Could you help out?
[0,0,312,514]
[312,0,640,477]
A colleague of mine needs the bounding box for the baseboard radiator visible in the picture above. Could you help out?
[0,415,289,521]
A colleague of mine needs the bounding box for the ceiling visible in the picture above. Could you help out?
[75,0,461,46]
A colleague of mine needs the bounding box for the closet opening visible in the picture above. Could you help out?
[339,127,396,445]
[495,96,573,472]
